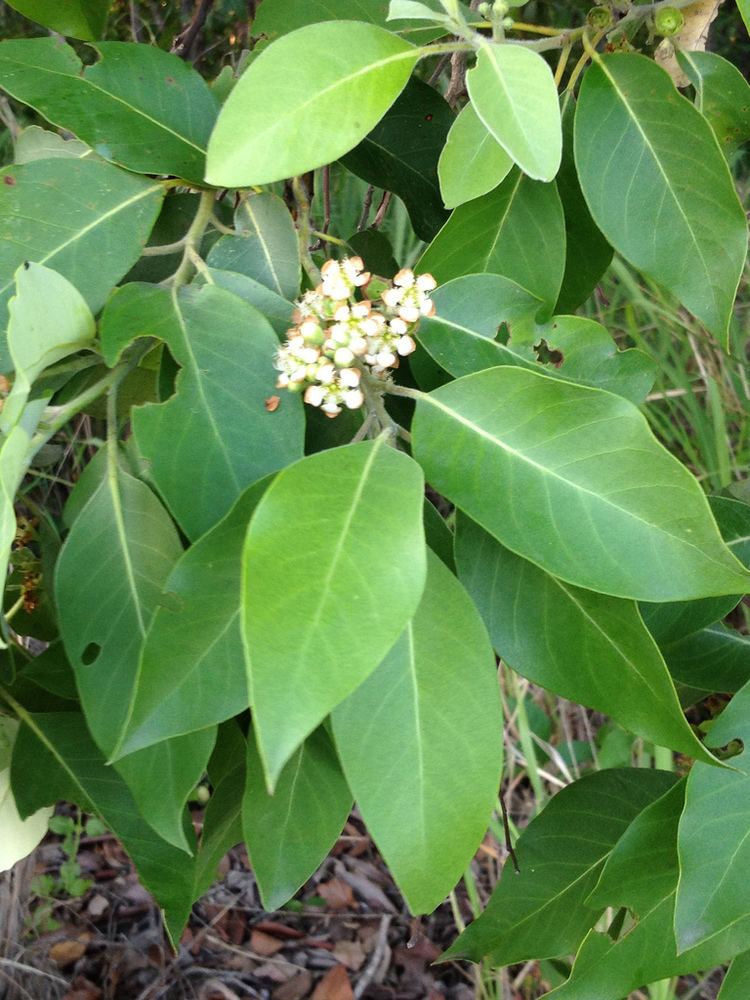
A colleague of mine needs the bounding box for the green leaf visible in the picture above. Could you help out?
[456,516,717,763]
[437,102,513,210]
[116,479,272,759]
[4,0,108,39]
[333,550,501,913]
[243,726,352,910]
[549,780,750,998]
[55,452,183,757]
[14,125,91,164]
[11,712,197,943]
[676,50,750,157]
[640,495,750,644]
[554,99,612,313]
[575,53,747,343]
[206,22,419,187]
[664,624,750,694]
[0,717,52,872]
[339,77,452,241]
[100,283,304,540]
[0,40,218,182]
[251,0,450,47]
[202,268,293,335]
[388,0,452,20]
[444,768,676,966]
[739,0,750,34]
[115,728,216,853]
[2,263,95,433]
[466,41,562,182]
[423,498,455,572]
[242,438,427,787]
[417,170,566,311]
[676,679,750,953]
[206,193,300,299]
[411,366,750,601]
[0,158,164,366]
[719,951,750,999]
[346,228,399,278]
[416,276,656,404]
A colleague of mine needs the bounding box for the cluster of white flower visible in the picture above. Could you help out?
[274,257,437,418]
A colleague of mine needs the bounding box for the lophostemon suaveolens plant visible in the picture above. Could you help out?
[274,257,436,418]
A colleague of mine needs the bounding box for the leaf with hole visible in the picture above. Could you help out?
[333,550,501,913]
[242,438,427,787]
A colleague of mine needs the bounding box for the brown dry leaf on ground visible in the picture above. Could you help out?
[317,877,356,911]
[310,963,354,1000]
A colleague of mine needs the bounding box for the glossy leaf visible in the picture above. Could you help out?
[11,712,197,943]
[412,366,750,601]
[2,263,95,433]
[438,102,513,210]
[203,268,293,335]
[664,624,750,695]
[4,0,108,39]
[575,53,747,342]
[677,50,750,157]
[100,283,304,540]
[115,728,216,853]
[0,717,51,872]
[422,499,455,572]
[55,452,183,756]
[417,276,655,404]
[720,951,750,999]
[640,495,750,644]
[340,77,452,241]
[417,170,566,311]
[116,479,272,759]
[554,99,612,313]
[14,125,91,164]
[456,516,717,763]
[206,193,300,299]
[333,550,502,913]
[242,438,427,787]
[206,22,419,187]
[466,41,562,181]
[0,39,218,181]
[549,781,750,998]
[192,725,245,898]
[444,768,676,965]
[243,727,352,910]
[0,158,163,362]
[676,679,750,953]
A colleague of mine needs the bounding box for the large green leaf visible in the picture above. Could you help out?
[676,680,750,953]
[206,192,300,300]
[416,275,655,404]
[444,768,676,965]
[664,624,750,695]
[14,125,91,165]
[0,40,218,182]
[333,550,501,913]
[438,102,513,210]
[466,41,561,182]
[206,22,419,187]
[115,479,272,759]
[203,268,293,335]
[243,727,352,910]
[242,438,427,787]
[575,53,747,343]
[4,0,108,39]
[548,781,750,998]
[100,283,304,540]
[455,516,717,764]
[417,170,566,311]
[739,0,750,34]
[0,717,52,872]
[554,99,612,313]
[677,50,750,157]
[55,451,183,756]
[11,712,197,943]
[115,728,216,853]
[720,951,750,999]
[340,77,452,241]
[412,367,750,601]
[640,495,750,644]
[0,158,164,365]
[1,263,95,433]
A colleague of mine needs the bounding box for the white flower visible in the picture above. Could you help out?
[396,335,416,357]
[304,384,325,407]
[343,388,364,409]
[339,367,361,388]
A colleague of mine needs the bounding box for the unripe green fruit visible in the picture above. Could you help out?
[654,5,684,36]
[477,1,492,17]
[587,5,613,29]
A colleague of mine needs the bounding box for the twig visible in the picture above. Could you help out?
[172,0,215,60]
[129,0,142,41]
[357,185,375,231]
[354,915,391,999]
[372,191,392,229]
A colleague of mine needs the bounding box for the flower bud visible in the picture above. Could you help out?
[304,384,325,407]
[416,273,437,292]
[343,388,364,410]
[339,367,361,388]
[334,347,354,367]
[654,5,684,35]
[586,5,612,29]
[396,335,417,356]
